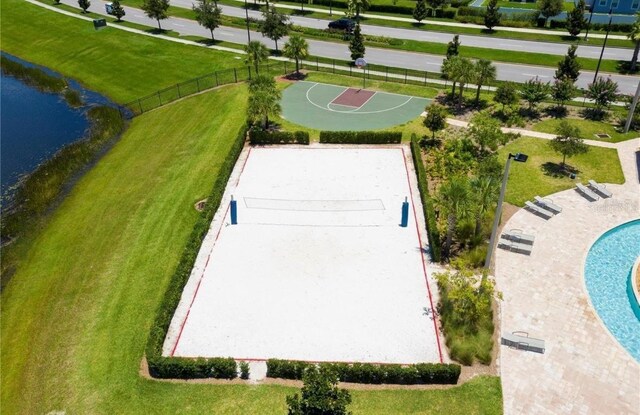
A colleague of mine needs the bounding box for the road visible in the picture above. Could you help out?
[196,0,634,62]
[61,0,640,95]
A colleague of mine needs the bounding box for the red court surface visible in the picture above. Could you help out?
[331,88,376,108]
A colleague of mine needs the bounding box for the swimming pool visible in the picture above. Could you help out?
[584,219,640,362]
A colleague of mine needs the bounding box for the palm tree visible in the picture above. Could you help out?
[248,75,281,128]
[474,59,497,106]
[470,176,499,238]
[457,57,474,103]
[628,13,640,72]
[244,41,270,75]
[436,176,471,258]
[283,35,309,75]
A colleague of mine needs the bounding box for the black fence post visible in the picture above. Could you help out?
[177,84,181,99]
[215,71,220,86]
[196,77,201,92]
[234,68,238,83]
[349,65,352,76]
[333,59,335,73]
[424,71,428,86]
[404,69,408,84]
[157,91,162,106]
[385,66,388,82]
[138,100,143,115]
[316,57,319,70]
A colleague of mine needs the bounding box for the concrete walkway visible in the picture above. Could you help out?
[494,136,640,414]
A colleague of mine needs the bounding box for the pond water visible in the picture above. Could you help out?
[0,53,117,198]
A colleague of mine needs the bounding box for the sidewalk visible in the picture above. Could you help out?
[225,0,628,40]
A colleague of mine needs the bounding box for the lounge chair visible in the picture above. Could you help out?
[534,196,562,214]
[497,239,533,255]
[524,201,553,219]
[501,229,535,244]
[501,331,545,354]
[588,180,613,198]
[576,183,599,201]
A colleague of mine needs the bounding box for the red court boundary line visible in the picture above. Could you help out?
[400,147,444,364]
[170,147,252,356]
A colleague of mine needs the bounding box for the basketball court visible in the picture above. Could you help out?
[281,81,431,131]
[163,146,443,366]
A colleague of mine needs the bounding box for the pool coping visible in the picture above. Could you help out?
[580,217,640,363]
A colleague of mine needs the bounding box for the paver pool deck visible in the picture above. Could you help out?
[495,138,640,414]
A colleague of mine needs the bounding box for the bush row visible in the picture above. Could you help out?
[145,124,248,379]
[410,134,442,262]
[249,128,310,145]
[319,131,402,144]
[266,359,461,385]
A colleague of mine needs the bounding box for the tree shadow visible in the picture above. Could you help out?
[411,22,426,28]
[291,9,314,16]
[581,107,608,121]
[435,93,474,116]
[195,39,222,46]
[616,60,639,75]
[541,162,580,178]
[543,105,568,119]
[518,106,541,121]
[146,28,169,35]
[480,29,496,35]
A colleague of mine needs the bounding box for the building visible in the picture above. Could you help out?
[585,0,640,15]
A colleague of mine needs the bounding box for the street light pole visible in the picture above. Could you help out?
[624,79,640,133]
[584,5,595,41]
[244,0,251,42]
[593,8,613,84]
[484,153,528,270]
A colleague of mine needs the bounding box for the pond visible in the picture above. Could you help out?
[1,53,117,199]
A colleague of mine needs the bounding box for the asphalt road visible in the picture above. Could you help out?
[201,1,634,62]
[64,0,640,95]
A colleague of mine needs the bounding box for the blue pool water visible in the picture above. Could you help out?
[584,219,640,362]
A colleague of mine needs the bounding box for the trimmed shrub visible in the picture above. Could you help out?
[145,124,247,379]
[267,359,461,385]
[319,131,402,144]
[240,361,250,379]
[410,134,442,262]
[249,128,310,145]
[456,6,485,17]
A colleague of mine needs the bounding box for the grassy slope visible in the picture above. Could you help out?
[499,137,624,206]
[0,0,241,103]
[532,117,639,143]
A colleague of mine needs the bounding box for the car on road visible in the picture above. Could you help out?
[328,18,355,33]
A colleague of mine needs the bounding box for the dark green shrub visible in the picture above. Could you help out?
[266,360,460,385]
[319,130,401,144]
[240,362,250,379]
[249,128,309,145]
[145,124,247,379]
[410,134,442,262]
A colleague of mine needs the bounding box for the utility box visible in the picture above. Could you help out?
[93,18,107,30]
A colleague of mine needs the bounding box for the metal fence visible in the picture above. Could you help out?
[122,58,457,117]
[123,61,292,116]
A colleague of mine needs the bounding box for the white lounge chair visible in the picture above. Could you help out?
[576,183,599,201]
[497,239,533,255]
[502,229,535,244]
[534,196,562,214]
[588,180,613,198]
[525,201,553,219]
[501,331,545,354]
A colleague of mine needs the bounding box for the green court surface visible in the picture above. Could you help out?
[281,81,431,131]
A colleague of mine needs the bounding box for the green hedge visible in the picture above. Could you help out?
[319,131,402,144]
[410,134,442,262]
[249,129,310,145]
[266,359,461,385]
[144,124,248,379]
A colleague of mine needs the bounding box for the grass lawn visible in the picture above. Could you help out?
[498,137,624,206]
[1,0,242,103]
[0,84,502,414]
[484,0,574,11]
[532,117,639,143]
